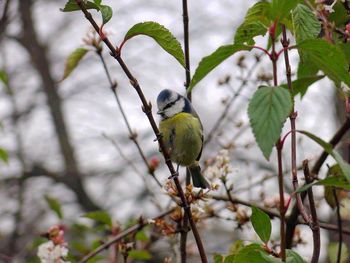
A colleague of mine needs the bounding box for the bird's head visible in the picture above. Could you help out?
[156,89,188,119]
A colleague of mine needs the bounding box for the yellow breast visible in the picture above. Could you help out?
[159,113,203,166]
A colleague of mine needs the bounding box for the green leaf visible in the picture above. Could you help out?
[339,43,350,64]
[234,244,267,263]
[44,195,63,219]
[234,22,268,45]
[248,86,292,160]
[298,130,350,182]
[128,249,152,260]
[0,71,8,86]
[228,240,245,255]
[270,0,299,20]
[298,39,350,86]
[233,2,271,45]
[100,5,112,25]
[292,4,320,44]
[214,254,224,263]
[94,0,102,5]
[243,1,271,25]
[123,21,185,67]
[281,75,324,98]
[83,211,112,227]
[189,44,251,91]
[60,0,99,12]
[296,176,350,193]
[0,148,8,164]
[328,242,349,263]
[286,249,306,263]
[251,207,271,243]
[61,48,89,81]
[324,165,347,209]
[259,252,282,262]
[224,254,236,263]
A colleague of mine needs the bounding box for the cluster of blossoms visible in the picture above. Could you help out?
[205,149,233,183]
[37,225,70,263]
[82,27,116,49]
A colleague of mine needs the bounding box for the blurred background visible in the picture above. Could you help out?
[0,0,347,262]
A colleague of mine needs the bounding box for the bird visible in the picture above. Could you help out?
[156,89,210,189]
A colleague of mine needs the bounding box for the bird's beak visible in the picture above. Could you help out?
[157,110,164,115]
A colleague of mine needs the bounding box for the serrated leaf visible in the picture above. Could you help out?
[234,244,267,263]
[0,148,8,164]
[83,211,112,227]
[234,21,268,45]
[251,207,271,243]
[100,5,112,25]
[248,86,292,160]
[128,249,152,260]
[292,4,320,44]
[298,130,350,182]
[233,2,270,45]
[328,242,349,263]
[61,48,89,81]
[189,44,251,91]
[0,71,8,86]
[281,75,324,98]
[270,0,299,20]
[298,39,350,86]
[123,21,185,67]
[44,195,63,219]
[60,0,99,12]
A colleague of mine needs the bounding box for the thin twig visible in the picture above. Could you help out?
[276,144,286,261]
[79,209,174,263]
[211,194,350,235]
[75,2,207,262]
[286,116,350,247]
[181,0,191,260]
[271,29,285,261]
[204,55,261,146]
[96,50,163,188]
[332,187,343,263]
[303,160,320,263]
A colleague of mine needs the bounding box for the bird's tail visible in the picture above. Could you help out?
[188,163,210,189]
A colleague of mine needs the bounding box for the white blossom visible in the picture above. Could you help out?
[37,241,70,263]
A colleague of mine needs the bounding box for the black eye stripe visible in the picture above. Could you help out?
[163,96,181,110]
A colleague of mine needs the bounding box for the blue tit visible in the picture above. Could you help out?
[156,89,210,189]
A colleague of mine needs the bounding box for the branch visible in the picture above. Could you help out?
[286,116,350,247]
[78,209,174,263]
[181,0,191,261]
[303,160,320,263]
[96,50,163,188]
[333,187,343,263]
[74,2,207,262]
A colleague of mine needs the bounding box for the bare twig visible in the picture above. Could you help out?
[211,194,350,235]
[286,116,350,247]
[303,160,320,263]
[271,28,285,261]
[96,50,163,188]
[78,209,174,263]
[204,55,261,146]
[74,2,207,262]
[332,187,343,263]
[181,0,191,261]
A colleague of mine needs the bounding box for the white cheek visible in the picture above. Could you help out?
[165,99,185,117]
